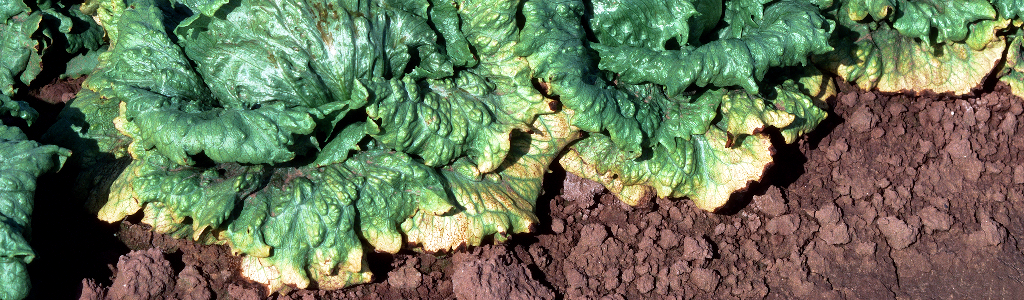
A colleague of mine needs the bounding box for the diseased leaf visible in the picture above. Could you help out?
[820,12,1005,95]
[559,85,823,210]
[521,0,828,212]
[403,113,579,251]
[768,81,830,144]
[999,34,1024,98]
[100,146,456,290]
[84,0,557,292]
[821,0,1019,95]
[845,0,896,21]
[561,126,772,210]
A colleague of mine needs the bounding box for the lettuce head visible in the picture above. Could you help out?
[49,0,834,293]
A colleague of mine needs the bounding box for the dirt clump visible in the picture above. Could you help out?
[29,77,85,105]
[79,248,212,300]
[451,245,554,300]
[77,222,265,299]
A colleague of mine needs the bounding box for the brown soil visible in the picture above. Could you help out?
[29,77,84,105]
[23,80,1024,299]
[76,222,268,300]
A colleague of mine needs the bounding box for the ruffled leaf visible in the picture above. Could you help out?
[558,86,823,211]
[820,11,1005,95]
[1,4,43,96]
[560,127,772,211]
[595,0,834,96]
[0,126,69,300]
[403,113,579,251]
[587,0,697,49]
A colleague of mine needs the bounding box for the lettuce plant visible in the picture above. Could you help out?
[43,0,835,292]
[45,0,836,292]
[74,0,578,291]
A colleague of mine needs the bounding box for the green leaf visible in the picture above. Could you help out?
[2,1,105,97]
[312,122,366,167]
[720,0,770,39]
[991,0,1024,20]
[595,0,834,96]
[41,79,133,212]
[587,0,697,49]
[364,74,528,175]
[429,0,476,67]
[38,2,106,54]
[518,0,654,159]
[0,125,70,300]
[61,47,105,79]
[890,0,996,44]
[0,257,30,300]
[1,5,43,96]
[1,94,37,125]
[97,0,321,166]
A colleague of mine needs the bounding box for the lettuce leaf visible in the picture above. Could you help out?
[1,1,43,96]
[0,125,69,300]
[999,33,1024,98]
[559,83,824,210]
[520,0,828,210]
[820,0,1012,95]
[2,0,105,97]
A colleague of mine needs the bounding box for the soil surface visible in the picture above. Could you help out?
[20,78,1024,299]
